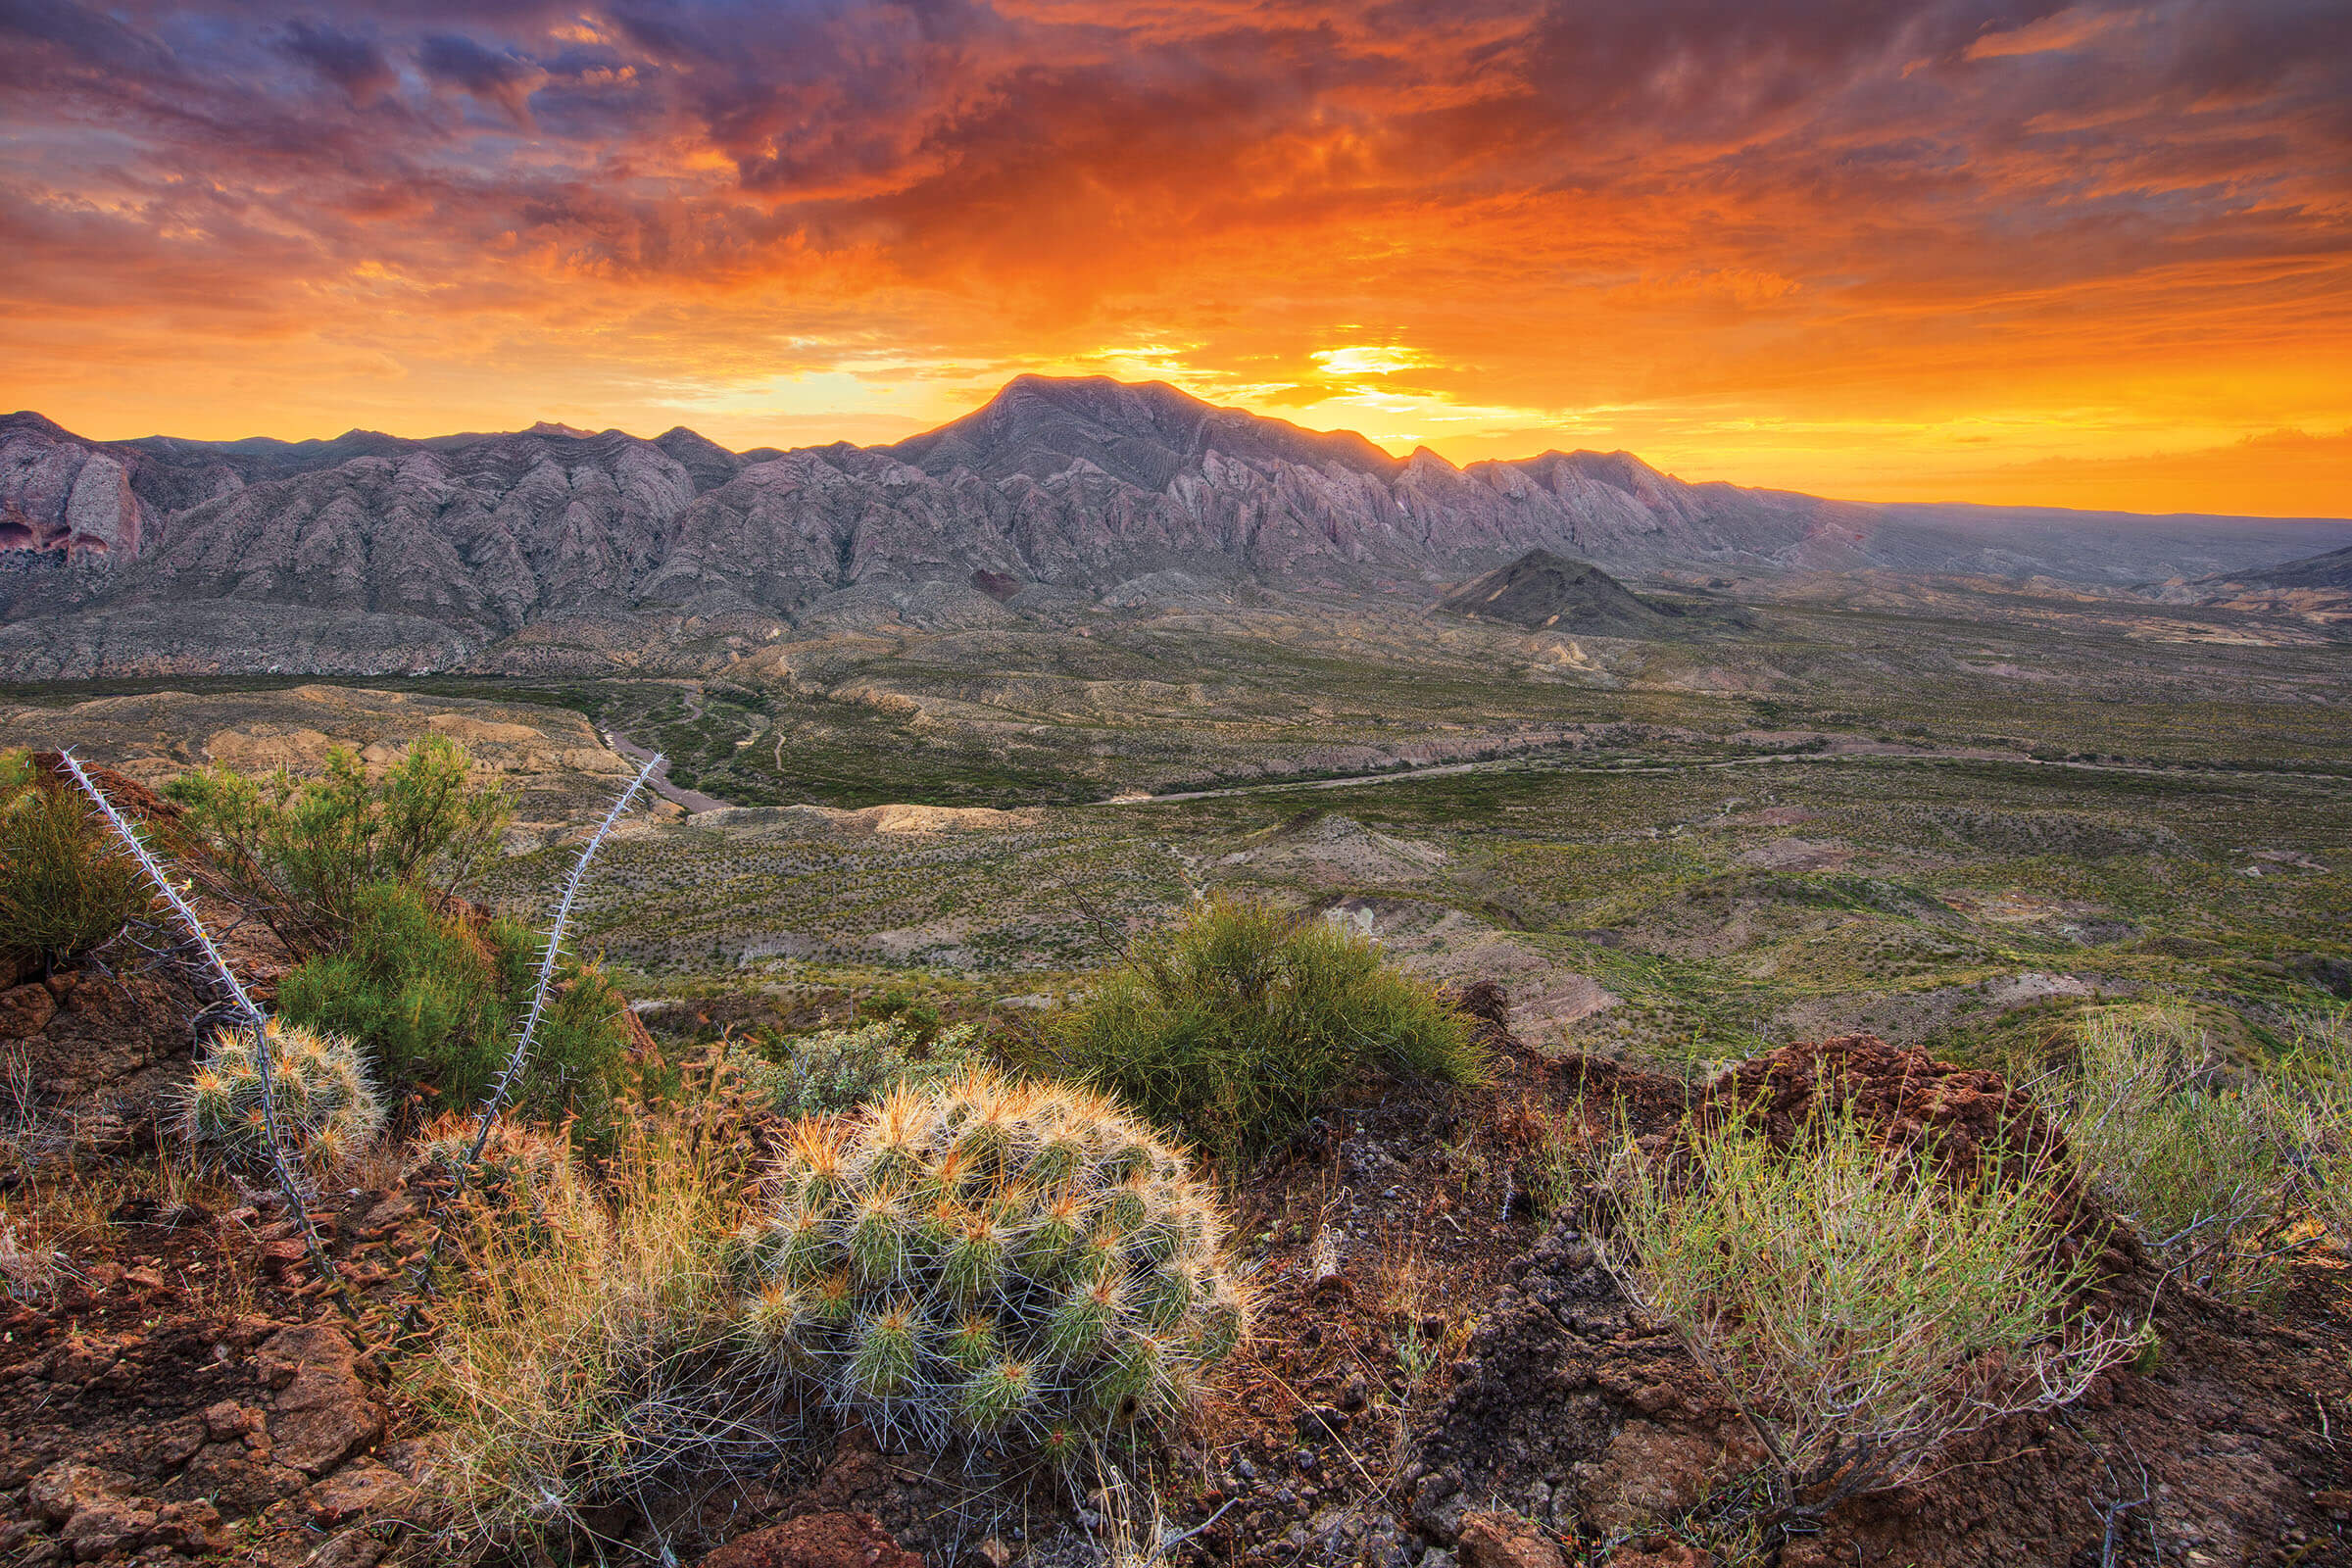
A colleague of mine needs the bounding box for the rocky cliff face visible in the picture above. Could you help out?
[1,416,146,560]
[5,378,2349,679]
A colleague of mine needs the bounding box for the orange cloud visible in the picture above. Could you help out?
[0,0,2345,514]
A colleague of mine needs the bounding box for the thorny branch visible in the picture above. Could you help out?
[58,751,362,1323]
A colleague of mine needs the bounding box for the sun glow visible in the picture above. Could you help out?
[1,1,2344,514]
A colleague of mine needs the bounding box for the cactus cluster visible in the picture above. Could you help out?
[734,1068,1249,1456]
[407,1109,569,1190]
[179,1018,386,1172]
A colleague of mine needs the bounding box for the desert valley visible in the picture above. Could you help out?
[5,375,2351,1568]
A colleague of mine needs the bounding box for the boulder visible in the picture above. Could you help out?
[304,1459,410,1527]
[0,982,58,1040]
[697,1511,925,1568]
[27,1462,118,1525]
[61,1498,157,1561]
[1457,1510,1569,1568]
[1571,1420,1728,1534]
[1602,1544,1715,1568]
[148,1500,220,1554]
[258,1324,382,1475]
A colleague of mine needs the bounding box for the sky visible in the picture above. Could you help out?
[2,1,2348,515]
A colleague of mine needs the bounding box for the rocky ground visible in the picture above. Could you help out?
[4,912,2347,1567]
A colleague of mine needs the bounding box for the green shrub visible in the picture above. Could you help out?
[1054,895,1483,1159]
[2058,1002,2352,1303]
[276,879,634,1133]
[0,754,154,967]
[178,1018,387,1173]
[857,987,945,1045]
[1599,1102,2129,1524]
[167,736,510,956]
[732,1068,1248,1457]
[727,1018,983,1122]
[2054,1003,2310,1303]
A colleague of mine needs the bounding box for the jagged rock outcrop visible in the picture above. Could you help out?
[1,416,145,559]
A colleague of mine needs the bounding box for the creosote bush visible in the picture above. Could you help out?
[0,752,154,968]
[1054,894,1483,1159]
[178,1018,386,1173]
[728,1017,983,1123]
[734,1067,1248,1457]
[1598,1100,2131,1523]
[167,736,511,956]
[278,879,635,1135]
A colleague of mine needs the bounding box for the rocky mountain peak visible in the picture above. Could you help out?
[2,411,81,442]
[1434,548,1671,636]
[885,373,1401,489]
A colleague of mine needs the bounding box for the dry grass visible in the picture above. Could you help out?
[0,1046,74,1183]
[2278,1005,2352,1255]
[404,1117,757,1560]
[1073,1450,1238,1568]
[1369,1224,1474,1408]
[0,1213,72,1300]
[0,754,156,967]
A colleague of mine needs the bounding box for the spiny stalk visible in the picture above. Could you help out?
[57,751,360,1320]
[460,750,661,1169]
[402,752,660,1325]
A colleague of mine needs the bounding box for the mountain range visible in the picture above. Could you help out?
[4,375,2349,678]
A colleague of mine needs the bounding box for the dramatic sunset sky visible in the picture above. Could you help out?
[3,0,2347,514]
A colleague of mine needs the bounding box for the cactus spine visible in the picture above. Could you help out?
[735,1068,1248,1454]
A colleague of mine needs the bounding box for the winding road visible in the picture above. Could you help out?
[603,728,733,813]
[1102,746,2352,806]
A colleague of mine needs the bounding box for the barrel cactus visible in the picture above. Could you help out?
[179,1018,386,1172]
[734,1068,1249,1455]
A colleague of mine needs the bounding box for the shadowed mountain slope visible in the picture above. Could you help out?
[2207,540,2352,589]
[1434,550,1672,637]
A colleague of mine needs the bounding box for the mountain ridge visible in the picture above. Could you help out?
[5,378,2351,679]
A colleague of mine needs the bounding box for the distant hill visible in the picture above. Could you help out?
[5,376,2352,678]
[1856,502,2352,586]
[1434,550,1671,637]
[2204,540,2352,590]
